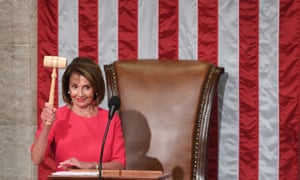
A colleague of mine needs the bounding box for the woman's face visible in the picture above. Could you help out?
[69,72,95,108]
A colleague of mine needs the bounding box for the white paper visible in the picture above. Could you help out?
[51,171,98,177]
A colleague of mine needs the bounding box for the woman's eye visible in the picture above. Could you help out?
[84,86,91,90]
[71,84,77,89]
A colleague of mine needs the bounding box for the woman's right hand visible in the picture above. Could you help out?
[31,103,57,165]
[41,103,56,126]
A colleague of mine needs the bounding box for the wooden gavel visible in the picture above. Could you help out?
[43,56,68,106]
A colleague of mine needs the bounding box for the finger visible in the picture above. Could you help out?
[45,102,51,108]
[58,161,77,170]
[58,163,71,170]
[44,120,53,125]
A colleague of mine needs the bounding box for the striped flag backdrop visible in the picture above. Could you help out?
[37,0,300,180]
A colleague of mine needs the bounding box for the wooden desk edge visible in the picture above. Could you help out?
[48,170,170,180]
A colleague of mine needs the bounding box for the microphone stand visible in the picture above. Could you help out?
[98,118,112,180]
[98,96,120,180]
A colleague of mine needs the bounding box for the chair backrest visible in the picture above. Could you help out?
[104,60,224,180]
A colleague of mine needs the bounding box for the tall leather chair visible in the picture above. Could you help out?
[104,60,224,180]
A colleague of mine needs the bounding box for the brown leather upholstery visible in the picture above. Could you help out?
[104,60,224,180]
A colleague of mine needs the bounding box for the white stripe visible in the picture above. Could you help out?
[99,0,118,108]
[138,0,158,59]
[218,0,239,179]
[258,0,279,179]
[99,0,118,65]
[58,0,78,107]
[178,0,198,60]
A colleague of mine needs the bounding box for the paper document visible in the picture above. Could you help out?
[52,170,98,177]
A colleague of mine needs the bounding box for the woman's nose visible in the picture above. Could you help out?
[78,89,84,97]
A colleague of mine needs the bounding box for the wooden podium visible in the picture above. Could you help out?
[48,169,170,180]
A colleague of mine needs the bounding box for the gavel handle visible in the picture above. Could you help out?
[45,67,56,125]
[48,67,56,105]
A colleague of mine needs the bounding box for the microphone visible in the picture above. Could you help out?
[98,96,121,180]
[108,96,121,120]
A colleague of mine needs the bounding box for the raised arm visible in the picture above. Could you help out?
[31,103,56,165]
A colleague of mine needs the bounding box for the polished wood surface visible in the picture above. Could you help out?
[48,169,170,180]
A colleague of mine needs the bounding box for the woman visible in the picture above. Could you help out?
[31,57,126,170]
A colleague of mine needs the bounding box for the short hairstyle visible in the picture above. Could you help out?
[61,57,105,106]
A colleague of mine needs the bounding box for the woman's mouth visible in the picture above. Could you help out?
[76,98,85,103]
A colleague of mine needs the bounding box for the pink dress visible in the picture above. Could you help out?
[34,105,126,170]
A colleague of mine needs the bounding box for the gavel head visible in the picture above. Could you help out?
[43,56,67,69]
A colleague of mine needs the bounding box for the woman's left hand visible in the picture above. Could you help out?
[58,157,95,170]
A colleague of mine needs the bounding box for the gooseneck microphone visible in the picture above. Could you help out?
[108,96,121,120]
[98,96,121,180]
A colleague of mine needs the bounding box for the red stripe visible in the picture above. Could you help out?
[279,0,300,179]
[118,0,138,60]
[78,0,98,62]
[158,0,178,59]
[198,0,218,63]
[239,1,259,179]
[198,1,218,179]
[37,0,58,179]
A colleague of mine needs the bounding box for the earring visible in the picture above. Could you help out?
[67,91,70,94]
[94,93,98,100]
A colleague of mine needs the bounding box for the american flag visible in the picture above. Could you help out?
[37,0,300,180]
